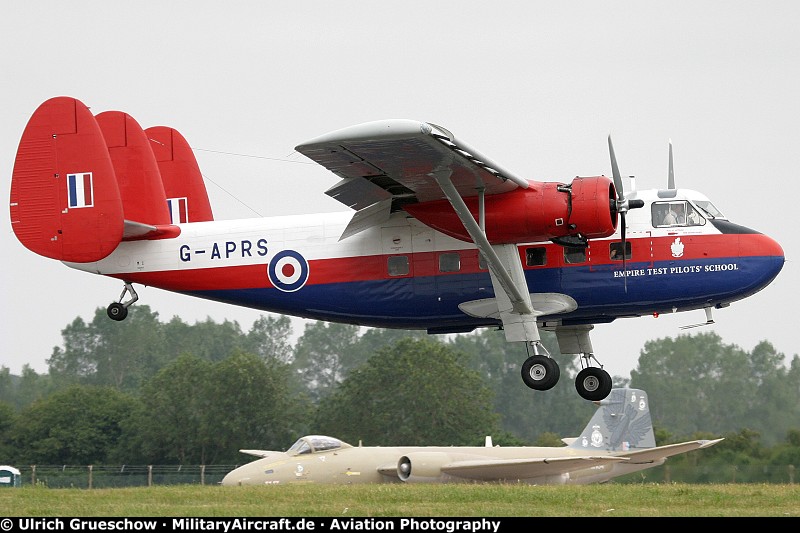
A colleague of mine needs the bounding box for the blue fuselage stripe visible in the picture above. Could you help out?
[183,255,783,330]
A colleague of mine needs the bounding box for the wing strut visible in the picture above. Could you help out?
[430,170,540,344]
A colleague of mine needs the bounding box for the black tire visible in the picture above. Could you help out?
[520,355,560,391]
[107,302,128,321]
[575,367,612,401]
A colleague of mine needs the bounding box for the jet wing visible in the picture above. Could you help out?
[238,449,278,458]
[613,438,724,464]
[295,119,528,213]
[439,456,628,481]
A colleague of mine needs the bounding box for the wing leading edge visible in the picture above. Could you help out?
[439,455,628,482]
[429,439,724,482]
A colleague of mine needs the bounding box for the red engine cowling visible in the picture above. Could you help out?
[403,176,617,244]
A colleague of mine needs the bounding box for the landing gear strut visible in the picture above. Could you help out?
[107,282,138,321]
[520,341,612,401]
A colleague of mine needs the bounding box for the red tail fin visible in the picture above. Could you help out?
[95,110,172,225]
[146,126,214,223]
[10,96,124,262]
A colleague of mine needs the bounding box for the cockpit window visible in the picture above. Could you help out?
[287,435,347,455]
[694,200,725,219]
[309,436,344,452]
[287,439,312,455]
[652,201,706,228]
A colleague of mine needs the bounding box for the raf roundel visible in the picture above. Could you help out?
[268,250,310,292]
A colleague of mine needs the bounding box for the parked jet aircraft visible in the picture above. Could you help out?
[220,387,722,486]
[9,97,785,401]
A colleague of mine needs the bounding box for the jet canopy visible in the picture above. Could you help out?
[286,435,352,455]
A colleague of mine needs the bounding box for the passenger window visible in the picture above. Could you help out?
[439,252,461,273]
[609,241,631,261]
[387,255,409,276]
[563,246,586,264]
[525,247,547,266]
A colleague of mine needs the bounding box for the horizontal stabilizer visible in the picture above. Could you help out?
[122,220,181,241]
[10,96,124,262]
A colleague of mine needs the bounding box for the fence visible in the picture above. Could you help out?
[5,463,796,488]
[14,465,237,488]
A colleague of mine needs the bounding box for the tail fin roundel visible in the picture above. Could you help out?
[10,96,124,262]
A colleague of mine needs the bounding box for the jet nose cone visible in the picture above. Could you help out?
[220,470,242,486]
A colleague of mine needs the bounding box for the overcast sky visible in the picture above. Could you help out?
[2,1,797,380]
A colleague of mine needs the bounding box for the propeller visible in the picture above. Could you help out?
[607,135,644,292]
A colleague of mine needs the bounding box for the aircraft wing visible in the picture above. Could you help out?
[238,449,278,458]
[297,120,542,342]
[438,456,628,481]
[295,119,528,213]
[613,438,724,464]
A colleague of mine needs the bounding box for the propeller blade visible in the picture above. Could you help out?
[621,213,628,293]
[608,135,624,203]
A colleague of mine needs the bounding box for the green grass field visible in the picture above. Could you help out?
[0,483,798,517]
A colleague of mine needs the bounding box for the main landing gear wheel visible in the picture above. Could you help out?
[521,355,560,391]
[575,367,612,401]
[107,302,128,321]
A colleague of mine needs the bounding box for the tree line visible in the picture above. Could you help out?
[1,305,799,470]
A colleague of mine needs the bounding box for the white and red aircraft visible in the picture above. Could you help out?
[9,96,785,401]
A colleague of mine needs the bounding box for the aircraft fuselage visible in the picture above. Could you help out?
[68,189,784,334]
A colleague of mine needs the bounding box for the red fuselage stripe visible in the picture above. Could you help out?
[114,233,778,292]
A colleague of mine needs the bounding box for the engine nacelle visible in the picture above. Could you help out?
[403,176,617,245]
[397,452,454,483]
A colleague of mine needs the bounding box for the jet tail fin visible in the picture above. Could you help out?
[568,388,656,452]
